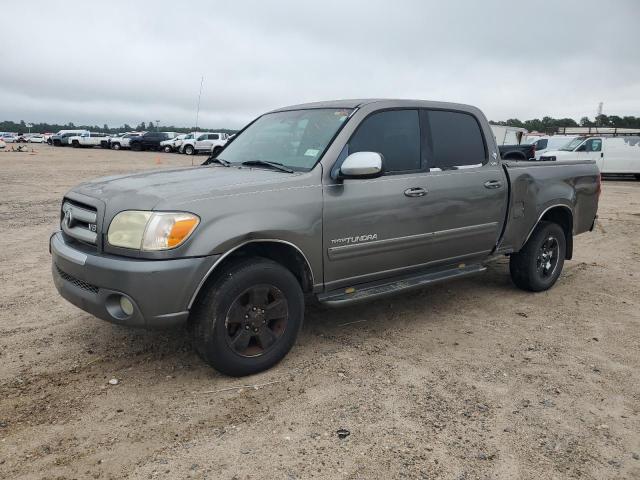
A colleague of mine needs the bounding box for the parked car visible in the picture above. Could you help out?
[1,133,17,143]
[69,132,109,148]
[27,134,46,143]
[160,133,192,153]
[50,130,90,146]
[525,135,578,159]
[180,132,228,155]
[50,99,599,376]
[498,143,536,161]
[128,132,175,151]
[109,132,142,150]
[540,135,640,178]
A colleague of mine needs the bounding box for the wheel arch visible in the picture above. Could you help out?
[525,205,574,260]
[188,239,315,309]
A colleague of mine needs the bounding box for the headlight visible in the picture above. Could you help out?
[107,211,199,251]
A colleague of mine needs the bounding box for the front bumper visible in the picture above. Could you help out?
[50,231,219,328]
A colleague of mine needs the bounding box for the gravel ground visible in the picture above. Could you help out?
[0,145,639,480]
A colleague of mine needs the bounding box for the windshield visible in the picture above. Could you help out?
[560,137,586,151]
[219,108,352,172]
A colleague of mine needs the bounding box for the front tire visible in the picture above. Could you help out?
[163,145,172,153]
[509,221,566,292]
[190,257,304,376]
[184,145,195,155]
[112,142,121,150]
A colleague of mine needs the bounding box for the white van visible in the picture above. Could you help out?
[540,136,640,177]
[525,135,579,159]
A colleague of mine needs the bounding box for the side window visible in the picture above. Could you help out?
[209,133,219,140]
[585,138,602,152]
[425,110,486,169]
[349,109,421,172]
[535,139,548,150]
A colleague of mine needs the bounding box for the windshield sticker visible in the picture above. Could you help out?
[304,149,320,157]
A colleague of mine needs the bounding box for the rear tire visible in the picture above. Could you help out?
[212,146,222,157]
[190,257,304,376]
[112,143,121,150]
[72,140,79,148]
[131,142,142,151]
[509,221,566,292]
[163,145,172,153]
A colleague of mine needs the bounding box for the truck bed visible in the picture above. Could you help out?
[497,159,599,254]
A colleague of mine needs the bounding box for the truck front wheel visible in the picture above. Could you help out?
[184,145,195,155]
[190,257,304,376]
[509,221,566,292]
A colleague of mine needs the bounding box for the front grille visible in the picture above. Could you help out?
[61,199,99,247]
[55,264,99,294]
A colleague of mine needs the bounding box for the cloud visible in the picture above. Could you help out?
[1,0,638,128]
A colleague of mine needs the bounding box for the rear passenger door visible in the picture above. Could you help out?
[420,109,508,263]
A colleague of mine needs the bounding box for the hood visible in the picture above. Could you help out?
[540,150,576,159]
[71,165,292,211]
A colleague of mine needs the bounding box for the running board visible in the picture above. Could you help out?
[317,264,486,307]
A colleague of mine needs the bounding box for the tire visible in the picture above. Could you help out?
[131,142,142,152]
[634,174,640,181]
[184,145,195,155]
[47,139,52,145]
[190,257,304,376]
[212,146,222,156]
[112,143,121,150]
[509,221,566,292]
[163,145,172,153]
[72,140,79,148]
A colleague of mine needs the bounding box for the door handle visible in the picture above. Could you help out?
[484,180,502,189]
[404,187,427,197]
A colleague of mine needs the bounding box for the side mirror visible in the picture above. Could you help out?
[339,151,384,179]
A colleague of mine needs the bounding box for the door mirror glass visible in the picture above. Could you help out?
[339,151,384,179]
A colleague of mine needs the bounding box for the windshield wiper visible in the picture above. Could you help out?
[203,157,230,167]
[240,160,294,173]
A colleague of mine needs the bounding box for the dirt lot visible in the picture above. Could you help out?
[0,144,639,480]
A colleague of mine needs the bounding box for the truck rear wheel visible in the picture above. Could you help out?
[72,140,79,148]
[190,257,304,376]
[509,221,566,292]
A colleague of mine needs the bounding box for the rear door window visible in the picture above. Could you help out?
[348,109,421,173]
[424,110,487,170]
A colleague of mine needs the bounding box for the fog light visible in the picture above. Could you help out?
[120,296,134,316]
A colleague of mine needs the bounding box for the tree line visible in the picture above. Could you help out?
[0,119,238,135]
[490,114,640,133]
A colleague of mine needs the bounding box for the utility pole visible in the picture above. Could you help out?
[193,76,204,166]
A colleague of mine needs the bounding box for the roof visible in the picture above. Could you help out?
[268,98,482,116]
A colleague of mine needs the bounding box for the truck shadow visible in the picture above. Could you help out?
[81,260,516,377]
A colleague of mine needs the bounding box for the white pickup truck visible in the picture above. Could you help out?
[69,132,109,148]
[180,132,229,155]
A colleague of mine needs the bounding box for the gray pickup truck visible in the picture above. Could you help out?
[51,99,600,376]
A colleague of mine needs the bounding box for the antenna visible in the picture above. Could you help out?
[193,76,204,166]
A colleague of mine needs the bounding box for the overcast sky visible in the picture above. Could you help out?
[1,0,638,129]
